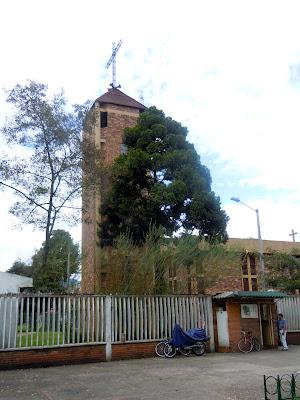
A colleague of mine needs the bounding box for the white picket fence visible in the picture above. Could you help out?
[0,295,106,350]
[0,294,214,358]
[277,296,300,332]
[111,295,212,342]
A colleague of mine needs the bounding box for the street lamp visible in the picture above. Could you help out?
[230,197,265,290]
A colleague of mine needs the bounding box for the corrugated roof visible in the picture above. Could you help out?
[95,88,146,110]
[214,291,288,299]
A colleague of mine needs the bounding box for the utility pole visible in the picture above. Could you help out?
[289,229,298,242]
[231,197,265,290]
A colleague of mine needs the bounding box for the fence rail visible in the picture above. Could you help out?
[264,373,300,399]
[111,295,212,343]
[0,294,214,354]
[0,294,106,350]
[276,296,300,332]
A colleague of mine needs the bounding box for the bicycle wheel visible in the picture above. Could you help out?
[252,337,261,352]
[155,341,167,357]
[193,341,206,356]
[164,343,177,358]
[179,347,191,356]
[238,338,253,353]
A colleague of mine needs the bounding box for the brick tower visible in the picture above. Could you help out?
[81,88,146,293]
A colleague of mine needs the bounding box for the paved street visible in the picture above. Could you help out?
[1,347,300,400]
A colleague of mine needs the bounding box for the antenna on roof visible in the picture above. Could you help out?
[105,40,123,89]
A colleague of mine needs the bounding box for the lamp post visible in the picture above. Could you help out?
[230,197,265,290]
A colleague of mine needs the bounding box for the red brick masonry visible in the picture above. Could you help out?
[112,342,157,361]
[0,342,158,370]
[287,332,300,345]
[0,345,106,370]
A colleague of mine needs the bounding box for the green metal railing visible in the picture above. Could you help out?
[264,374,300,400]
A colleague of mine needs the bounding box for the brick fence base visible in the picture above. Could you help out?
[0,345,106,370]
[0,339,214,370]
[112,341,158,361]
[287,332,300,345]
[0,342,157,370]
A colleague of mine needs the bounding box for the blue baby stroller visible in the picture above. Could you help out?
[164,323,209,358]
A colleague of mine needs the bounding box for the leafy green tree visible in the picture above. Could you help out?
[100,106,228,245]
[266,250,300,292]
[7,260,32,277]
[32,229,80,293]
[0,81,101,269]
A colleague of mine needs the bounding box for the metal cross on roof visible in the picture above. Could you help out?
[105,40,123,89]
[289,229,298,242]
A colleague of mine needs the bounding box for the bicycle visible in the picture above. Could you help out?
[155,325,208,358]
[238,330,261,353]
[155,340,168,357]
[155,340,192,357]
[163,341,206,358]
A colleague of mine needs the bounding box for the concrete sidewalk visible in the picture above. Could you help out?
[1,347,300,400]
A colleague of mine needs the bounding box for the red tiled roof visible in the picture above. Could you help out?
[95,88,146,110]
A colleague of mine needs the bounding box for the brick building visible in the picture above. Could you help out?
[165,238,300,296]
[81,88,300,297]
[206,238,300,295]
[213,290,285,352]
[81,88,145,293]
[210,240,300,351]
[209,241,300,352]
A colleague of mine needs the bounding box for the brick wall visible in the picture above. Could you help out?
[112,340,211,361]
[287,332,300,345]
[101,108,139,166]
[82,101,140,293]
[0,342,159,370]
[222,300,278,352]
[0,339,214,370]
[112,342,157,361]
[0,345,106,370]
[240,318,261,346]
[206,277,243,295]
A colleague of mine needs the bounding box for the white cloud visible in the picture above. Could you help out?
[1,0,300,270]
[225,196,300,243]
[0,190,82,270]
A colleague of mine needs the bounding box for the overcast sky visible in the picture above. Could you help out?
[1,0,300,271]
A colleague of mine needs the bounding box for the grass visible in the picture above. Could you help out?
[17,331,64,347]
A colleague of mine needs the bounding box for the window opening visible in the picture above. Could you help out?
[100,112,108,128]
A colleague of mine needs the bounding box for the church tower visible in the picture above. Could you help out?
[81,88,146,293]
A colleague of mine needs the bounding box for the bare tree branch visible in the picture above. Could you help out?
[1,82,101,270]
[0,181,48,212]
[55,186,82,212]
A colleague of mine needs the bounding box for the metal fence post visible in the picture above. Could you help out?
[263,375,268,400]
[277,376,282,400]
[105,295,112,361]
[291,374,296,399]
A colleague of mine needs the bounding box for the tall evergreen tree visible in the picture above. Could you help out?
[100,107,228,245]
